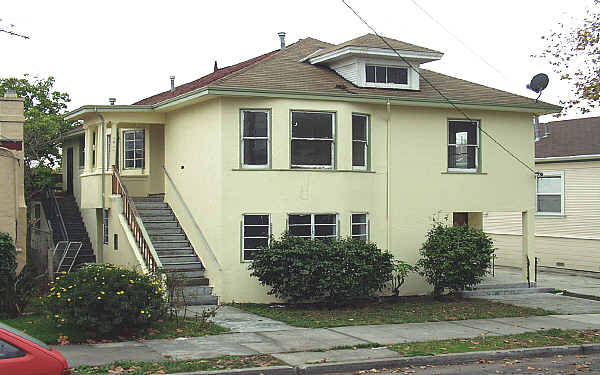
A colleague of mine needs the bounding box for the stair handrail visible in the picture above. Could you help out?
[112,166,163,272]
[162,165,222,271]
[42,188,69,242]
[52,241,69,275]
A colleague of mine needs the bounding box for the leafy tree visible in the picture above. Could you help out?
[538,1,600,115]
[0,76,75,199]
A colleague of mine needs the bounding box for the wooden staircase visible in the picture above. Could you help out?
[55,194,96,267]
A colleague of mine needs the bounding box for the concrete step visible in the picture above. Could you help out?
[182,285,213,297]
[144,222,180,230]
[150,233,187,242]
[459,287,556,297]
[133,196,164,202]
[164,269,205,278]
[159,255,201,264]
[185,295,218,305]
[161,262,204,271]
[138,209,173,216]
[142,216,177,223]
[135,202,169,209]
[475,282,536,290]
[153,241,190,249]
[156,249,196,257]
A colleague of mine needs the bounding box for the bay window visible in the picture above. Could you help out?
[291,111,335,168]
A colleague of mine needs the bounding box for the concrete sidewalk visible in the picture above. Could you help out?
[58,313,600,367]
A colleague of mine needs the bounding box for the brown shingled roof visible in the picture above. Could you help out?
[310,33,442,58]
[132,36,557,112]
[536,117,600,158]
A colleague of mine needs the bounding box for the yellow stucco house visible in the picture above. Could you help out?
[60,34,560,303]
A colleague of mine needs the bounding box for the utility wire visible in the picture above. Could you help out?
[0,28,29,39]
[341,0,539,176]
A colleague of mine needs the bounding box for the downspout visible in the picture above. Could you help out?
[94,107,105,263]
[386,98,391,252]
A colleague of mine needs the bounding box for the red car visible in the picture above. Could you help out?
[0,322,70,375]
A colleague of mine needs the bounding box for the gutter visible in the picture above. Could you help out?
[535,154,600,163]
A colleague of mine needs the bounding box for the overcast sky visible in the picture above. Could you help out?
[1,0,596,122]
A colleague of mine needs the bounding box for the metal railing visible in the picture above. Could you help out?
[162,165,222,271]
[112,166,163,272]
[41,188,68,242]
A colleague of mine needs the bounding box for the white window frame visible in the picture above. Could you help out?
[106,134,111,171]
[536,171,565,216]
[290,111,335,169]
[352,114,369,170]
[103,209,109,245]
[241,110,270,169]
[448,119,480,173]
[242,214,271,262]
[365,64,409,86]
[351,213,369,242]
[123,129,145,169]
[287,213,339,239]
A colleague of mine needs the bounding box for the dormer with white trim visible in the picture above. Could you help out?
[307,34,443,91]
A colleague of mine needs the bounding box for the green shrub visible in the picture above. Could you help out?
[249,233,394,304]
[388,260,414,296]
[416,221,495,297]
[44,264,167,335]
[0,232,39,318]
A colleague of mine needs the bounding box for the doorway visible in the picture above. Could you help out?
[66,147,74,194]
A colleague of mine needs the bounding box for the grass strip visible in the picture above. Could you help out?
[73,354,285,375]
[1,315,228,345]
[233,296,552,328]
[389,329,600,357]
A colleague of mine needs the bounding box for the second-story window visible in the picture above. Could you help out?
[366,65,408,85]
[79,135,85,167]
[291,111,335,168]
[448,120,479,172]
[352,114,368,169]
[124,129,145,169]
[241,110,270,168]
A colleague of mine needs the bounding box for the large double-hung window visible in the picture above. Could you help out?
[241,110,270,168]
[123,130,145,169]
[448,120,479,172]
[352,114,369,169]
[291,111,335,168]
[242,214,270,261]
[288,214,338,239]
[536,172,564,215]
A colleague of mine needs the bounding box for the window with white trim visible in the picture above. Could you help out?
[448,120,479,172]
[123,130,145,169]
[241,110,270,168]
[242,214,270,261]
[352,114,368,169]
[103,209,109,245]
[351,213,369,242]
[79,135,85,167]
[536,172,564,215]
[288,214,338,239]
[291,111,335,168]
[366,65,408,85]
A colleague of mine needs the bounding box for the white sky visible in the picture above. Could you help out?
[2,0,597,122]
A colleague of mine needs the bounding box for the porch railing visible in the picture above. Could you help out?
[163,165,222,271]
[112,166,163,272]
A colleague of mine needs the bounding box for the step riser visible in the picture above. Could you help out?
[181,286,213,296]
[164,269,205,278]
[153,242,190,249]
[151,234,187,242]
[156,250,196,257]
[160,257,201,264]
[459,287,555,297]
[143,216,178,222]
[138,209,174,216]
[476,282,536,290]
[184,296,218,305]
[135,203,169,209]
[144,223,180,230]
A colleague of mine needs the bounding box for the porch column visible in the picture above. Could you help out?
[522,210,535,282]
[84,126,93,172]
[110,122,119,170]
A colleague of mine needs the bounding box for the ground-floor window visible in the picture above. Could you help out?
[288,213,338,239]
[242,214,270,261]
[351,213,369,242]
[103,209,109,245]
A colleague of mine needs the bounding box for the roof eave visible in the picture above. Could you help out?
[64,105,154,120]
[309,46,444,65]
[535,154,600,163]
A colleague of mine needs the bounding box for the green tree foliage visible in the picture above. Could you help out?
[537,1,600,115]
[416,221,495,297]
[44,264,168,335]
[0,76,74,199]
[249,233,394,304]
[0,232,38,318]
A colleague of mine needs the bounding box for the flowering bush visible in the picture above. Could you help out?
[44,264,167,335]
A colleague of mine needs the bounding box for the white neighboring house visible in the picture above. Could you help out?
[484,116,600,272]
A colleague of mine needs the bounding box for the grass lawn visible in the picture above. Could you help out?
[73,354,284,375]
[1,314,228,345]
[389,329,600,357]
[233,296,553,328]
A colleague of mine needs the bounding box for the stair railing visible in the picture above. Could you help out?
[162,165,222,271]
[112,166,163,272]
[41,188,69,242]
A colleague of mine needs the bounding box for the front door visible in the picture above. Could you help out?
[66,147,74,194]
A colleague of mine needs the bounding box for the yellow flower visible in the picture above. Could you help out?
[100,291,105,295]
[97,296,102,300]
[140,310,145,314]
[129,280,134,284]
[54,314,59,318]
[55,277,60,280]
[67,298,72,302]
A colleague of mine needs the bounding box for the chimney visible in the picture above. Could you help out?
[108,98,116,106]
[278,32,286,50]
[170,76,175,93]
[214,61,218,72]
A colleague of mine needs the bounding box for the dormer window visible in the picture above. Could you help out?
[365,65,408,85]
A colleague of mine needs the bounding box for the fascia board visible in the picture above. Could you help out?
[309,46,443,64]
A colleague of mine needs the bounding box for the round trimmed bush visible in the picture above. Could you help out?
[249,233,394,304]
[416,222,495,297]
[44,264,167,335]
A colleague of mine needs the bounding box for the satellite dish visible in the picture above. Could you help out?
[526,73,549,102]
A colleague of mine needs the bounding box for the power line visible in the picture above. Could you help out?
[341,0,539,176]
[0,28,29,39]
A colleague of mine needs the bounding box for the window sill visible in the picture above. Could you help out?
[441,171,487,175]
[535,213,566,218]
[232,168,376,173]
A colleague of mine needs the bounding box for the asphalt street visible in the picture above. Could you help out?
[331,352,600,374]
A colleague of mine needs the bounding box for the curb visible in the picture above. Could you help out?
[166,365,296,375]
